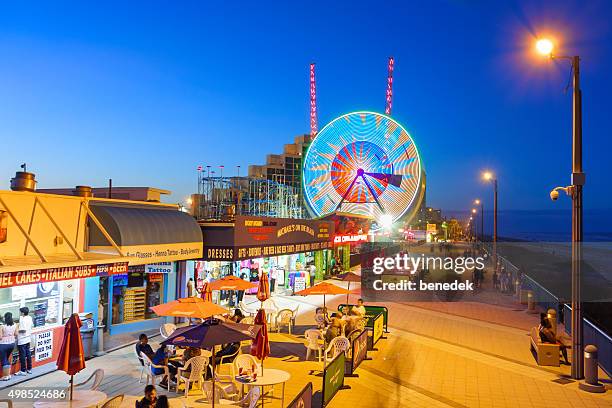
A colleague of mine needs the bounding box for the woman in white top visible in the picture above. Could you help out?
[0,312,17,381]
[16,307,33,376]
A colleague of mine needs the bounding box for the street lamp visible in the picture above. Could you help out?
[537,37,585,380]
[482,171,498,259]
[474,199,484,241]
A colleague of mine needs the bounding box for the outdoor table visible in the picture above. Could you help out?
[33,390,108,408]
[239,368,290,407]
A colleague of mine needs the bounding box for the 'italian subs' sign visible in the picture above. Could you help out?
[0,262,128,288]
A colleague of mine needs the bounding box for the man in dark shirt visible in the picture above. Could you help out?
[135,333,154,365]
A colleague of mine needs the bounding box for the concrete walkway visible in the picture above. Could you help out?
[8,281,612,408]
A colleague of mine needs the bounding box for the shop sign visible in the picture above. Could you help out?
[0,262,128,289]
[236,241,331,261]
[322,352,345,407]
[351,329,368,373]
[148,273,163,283]
[426,223,437,233]
[294,277,307,293]
[235,216,332,246]
[35,330,53,362]
[333,234,368,244]
[286,382,312,408]
[144,262,173,274]
[205,247,234,261]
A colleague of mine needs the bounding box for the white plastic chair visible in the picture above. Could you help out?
[324,336,350,363]
[240,316,254,325]
[141,354,170,391]
[160,323,177,339]
[276,309,294,334]
[101,395,124,408]
[135,348,145,383]
[74,368,104,391]
[220,386,261,407]
[213,372,241,402]
[233,354,260,376]
[238,301,257,317]
[304,329,325,362]
[177,355,210,397]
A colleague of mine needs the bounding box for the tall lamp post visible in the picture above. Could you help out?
[474,199,484,241]
[536,38,584,379]
[482,171,498,262]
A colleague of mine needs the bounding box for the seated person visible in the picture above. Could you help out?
[538,314,570,365]
[151,345,172,387]
[324,313,344,344]
[214,342,240,365]
[169,346,201,371]
[341,306,350,316]
[353,299,367,318]
[136,385,157,408]
[229,309,244,323]
[155,396,169,408]
[315,307,330,328]
[136,334,154,363]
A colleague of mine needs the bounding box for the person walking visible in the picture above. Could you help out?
[0,312,17,381]
[15,307,33,376]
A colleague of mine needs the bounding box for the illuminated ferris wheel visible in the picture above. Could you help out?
[302,111,424,228]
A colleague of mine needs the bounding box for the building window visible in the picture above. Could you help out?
[110,266,164,324]
[0,280,79,329]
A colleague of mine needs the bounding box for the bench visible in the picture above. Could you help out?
[530,327,560,366]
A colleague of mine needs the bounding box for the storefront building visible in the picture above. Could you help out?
[0,182,202,372]
[196,215,334,302]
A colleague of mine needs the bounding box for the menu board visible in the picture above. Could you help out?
[33,302,48,327]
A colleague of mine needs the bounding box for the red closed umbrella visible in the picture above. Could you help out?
[256,272,270,302]
[252,272,270,374]
[56,314,86,400]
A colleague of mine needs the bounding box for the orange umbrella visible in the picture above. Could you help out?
[56,313,86,400]
[200,282,213,302]
[334,272,361,304]
[252,273,270,374]
[295,281,349,311]
[208,275,258,291]
[151,297,227,319]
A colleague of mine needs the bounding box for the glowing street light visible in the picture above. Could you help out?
[482,170,498,265]
[471,208,477,214]
[534,35,585,380]
[474,199,484,241]
[535,38,554,56]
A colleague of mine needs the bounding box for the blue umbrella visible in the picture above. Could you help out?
[162,319,261,406]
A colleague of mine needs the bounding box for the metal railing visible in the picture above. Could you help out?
[495,252,611,377]
[563,304,612,378]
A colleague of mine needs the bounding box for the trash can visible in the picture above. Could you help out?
[78,313,95,359]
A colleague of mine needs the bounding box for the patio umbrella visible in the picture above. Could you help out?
[295,281,349,311]
[208,275,257,307]
[151,297,227,319]
[334,271,361,304]
[208,275,258,291]
[56,313,86,400]
[251,273,270,374]
[201,282,213,302]
[162,319,261,407]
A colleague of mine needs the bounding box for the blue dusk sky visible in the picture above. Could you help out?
[1,1,611,214]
